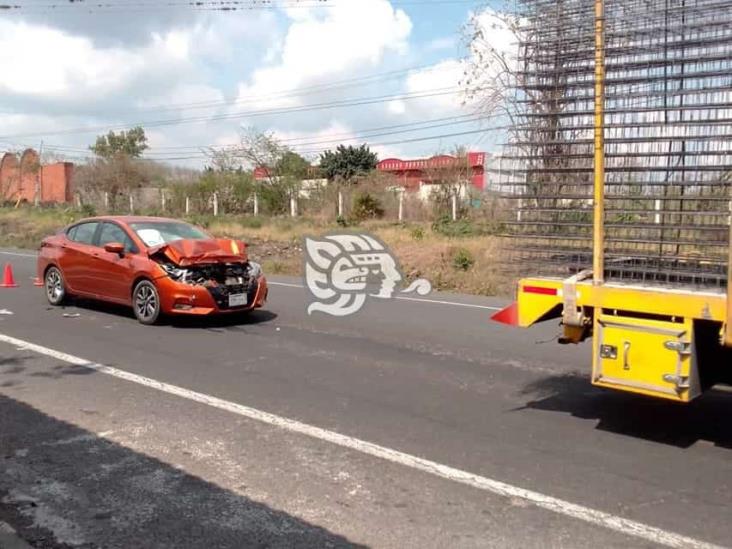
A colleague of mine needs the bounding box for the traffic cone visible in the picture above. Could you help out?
[0,264,18,288]
[32,276,44,287]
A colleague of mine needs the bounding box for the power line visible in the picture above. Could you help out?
[115,62,460,116]
[152,127,500,161]
[26,120,506,163]
[0,86,470,140]
[141,115,488,158]
[7,0,483,12]
[38,113,480,154]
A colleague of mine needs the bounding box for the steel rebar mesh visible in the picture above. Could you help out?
[500,0,732,289]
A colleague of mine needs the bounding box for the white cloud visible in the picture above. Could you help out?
[425,36,456,53]
[233,0,412,110]
[401,60,467,115]
[0,3,512,168]
[0,20,197,100]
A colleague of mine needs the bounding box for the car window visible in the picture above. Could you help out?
[98,223,136,253]
[68,222,99,245]
[129,222,210,247]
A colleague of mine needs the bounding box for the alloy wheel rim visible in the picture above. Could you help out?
[135,285,157,320]
[46,270,63,302]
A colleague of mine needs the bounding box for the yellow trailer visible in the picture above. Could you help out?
[492,0,732,402]
[493,275,731,402]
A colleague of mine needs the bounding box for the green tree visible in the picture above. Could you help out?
[319,144,378,184]
[276,150,310,180]
[212,128,316,215]
[90,126,148,158]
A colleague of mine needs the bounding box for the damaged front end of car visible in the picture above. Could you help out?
[151,239,265,311]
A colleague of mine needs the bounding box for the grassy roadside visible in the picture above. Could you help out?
[0,206,503,296]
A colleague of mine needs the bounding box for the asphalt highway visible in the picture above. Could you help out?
[0,248,731,548]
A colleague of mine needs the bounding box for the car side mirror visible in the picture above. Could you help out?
[104,242,125,255]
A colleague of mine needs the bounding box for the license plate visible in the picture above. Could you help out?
[228,293,247,307]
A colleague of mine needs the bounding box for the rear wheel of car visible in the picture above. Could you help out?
[45,266,67,306]
[132,280,161,325]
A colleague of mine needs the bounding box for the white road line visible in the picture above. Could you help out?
[267,281,305,289]
[0,251,36,258]
[0,332,721,549]
[395,296,501,311]
[268,281,503,311]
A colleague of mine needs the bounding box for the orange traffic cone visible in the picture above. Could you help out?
[0,264,18,288]
[32,276,44,287]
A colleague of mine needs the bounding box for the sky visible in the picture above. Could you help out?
[0,0,515,168]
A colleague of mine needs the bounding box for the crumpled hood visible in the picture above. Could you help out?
[150,238,248,266]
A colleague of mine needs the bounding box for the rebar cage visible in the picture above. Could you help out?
[501,0,732,290]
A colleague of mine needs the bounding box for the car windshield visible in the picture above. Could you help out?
[129,221,210,248]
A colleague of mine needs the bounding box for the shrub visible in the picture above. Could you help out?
[410,226,424,240]
[432,215,477,238]
[79,203,97,217]
[452,247,475,271]
[336,215,348,227]
[351,192,385,221]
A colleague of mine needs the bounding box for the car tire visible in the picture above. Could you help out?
[132,280,161,325]
[45,266,67,306]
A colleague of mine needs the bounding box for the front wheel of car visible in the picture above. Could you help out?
[45,266,67,306]
[132,280,161,325]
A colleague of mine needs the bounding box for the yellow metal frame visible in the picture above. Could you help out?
[592,313,698,402]
[593,0,606,286]
[500,0,732,402]
[725,221,732,346]
[512,277,722,401]
[517,278,726,324]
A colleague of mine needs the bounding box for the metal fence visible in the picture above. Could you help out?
[500,0,732,289]
[77,184,486,224]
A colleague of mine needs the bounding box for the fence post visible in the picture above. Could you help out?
[517,198,523,222]
[161,189,166,212]
[213,192,219,216]
[253,192,259,216]
[398,190,404,222]
[75,194,81,209]
[290,195,298,217]
[451,192,457,221]
[337,190,343,218]
[654,198,661,224]
[104,192,109,210]
[129,194,134,214]
[185,196,190,215]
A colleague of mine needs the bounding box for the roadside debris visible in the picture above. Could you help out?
[0,309,13,315]
[62,313,81,318]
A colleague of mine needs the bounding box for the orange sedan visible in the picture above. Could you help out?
[37,216,268,324]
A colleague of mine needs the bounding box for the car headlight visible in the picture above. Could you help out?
[247,261,262,279]
[161,263,187,281]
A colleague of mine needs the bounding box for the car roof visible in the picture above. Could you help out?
[72,216,186,226]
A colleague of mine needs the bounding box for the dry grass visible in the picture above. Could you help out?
[0,207,505,296]
[0,206,83,250]
[201,216,504,295]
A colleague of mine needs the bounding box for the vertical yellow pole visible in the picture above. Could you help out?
[593,0,606,285]
[725,220,732,346]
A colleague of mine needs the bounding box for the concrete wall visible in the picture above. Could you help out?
[0,149,73,203]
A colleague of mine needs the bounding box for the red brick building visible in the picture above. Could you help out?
[376,152,487,191]
[1,149,74,204]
